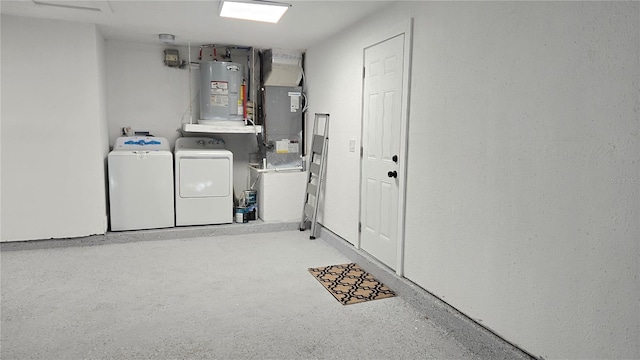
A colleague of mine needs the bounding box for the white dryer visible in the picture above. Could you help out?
[174,137,233,226]
[108,137,174,231]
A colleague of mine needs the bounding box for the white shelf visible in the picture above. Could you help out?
[182,123,262,134]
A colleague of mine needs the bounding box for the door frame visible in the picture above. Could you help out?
[358,19,413,277]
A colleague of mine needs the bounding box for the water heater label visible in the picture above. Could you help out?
[210,81,228,94]
[211,95,229,107]
[210,81,229,107]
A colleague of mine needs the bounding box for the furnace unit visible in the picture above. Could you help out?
[262,85,303,169]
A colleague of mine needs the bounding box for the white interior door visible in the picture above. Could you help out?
[360,34,406,270]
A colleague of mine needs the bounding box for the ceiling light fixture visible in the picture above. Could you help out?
[218,0,291,24]
[159,34,176,44]
[32,0,106,12]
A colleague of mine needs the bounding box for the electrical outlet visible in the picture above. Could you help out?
[349,139,356,152]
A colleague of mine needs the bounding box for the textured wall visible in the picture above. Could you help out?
[404,2,639,359]
[1,15,108,241]
[306,2,639,358]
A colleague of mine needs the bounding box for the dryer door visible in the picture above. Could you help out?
[179,157,231,198]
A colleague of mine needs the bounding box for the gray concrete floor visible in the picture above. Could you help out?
[1,230,516,359]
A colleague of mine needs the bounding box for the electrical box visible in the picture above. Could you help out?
[164,49,180,67]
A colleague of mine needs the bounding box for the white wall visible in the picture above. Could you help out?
[1,15,109,241]
[105,41,259,195]
[303,34,366,243]
[96,21,110,217]
[305,2,639,359]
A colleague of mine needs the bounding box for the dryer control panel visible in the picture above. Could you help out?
[175,137,225,150]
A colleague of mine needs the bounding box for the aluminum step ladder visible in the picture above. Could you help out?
[300,113,330,239]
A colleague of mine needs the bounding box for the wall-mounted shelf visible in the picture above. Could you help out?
[182,123,262,134]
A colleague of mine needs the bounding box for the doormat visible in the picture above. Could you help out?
[308,263,396,305]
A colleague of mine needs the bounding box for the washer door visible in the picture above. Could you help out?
[179,157,230,198]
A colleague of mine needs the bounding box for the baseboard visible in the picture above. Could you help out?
[0,221,299,251]
[317,225,538,360]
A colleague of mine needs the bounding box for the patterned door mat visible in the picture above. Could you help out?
[308,263,396,305]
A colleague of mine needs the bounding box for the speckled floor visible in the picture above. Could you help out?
[1,229,530,360]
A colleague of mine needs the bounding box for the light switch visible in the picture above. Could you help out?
[349,139,356,152]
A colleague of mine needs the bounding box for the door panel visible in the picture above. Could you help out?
[380,181,392,239]
[179,157,230,198]
[360,34,405,270]
[365,178,379,231]
[382,90,395,160]
[367,93,379,158]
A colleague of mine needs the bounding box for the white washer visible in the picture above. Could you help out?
[174,137,233,226]
[108,137,174,231]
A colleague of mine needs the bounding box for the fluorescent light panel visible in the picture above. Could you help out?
[32,0,109,12]
[219,0,290,24]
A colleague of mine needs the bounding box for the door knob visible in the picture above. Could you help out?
[392,155,398,163]
[387,171,397,178]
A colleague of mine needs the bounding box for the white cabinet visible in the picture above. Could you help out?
[249,166,306,222]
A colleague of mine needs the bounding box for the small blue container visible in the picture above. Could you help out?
[243,190,257,206]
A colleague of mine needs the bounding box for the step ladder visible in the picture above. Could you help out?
[300,113,330,239]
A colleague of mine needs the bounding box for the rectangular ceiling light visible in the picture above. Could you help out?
[32,0,112,12]
[218,0,290,24]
